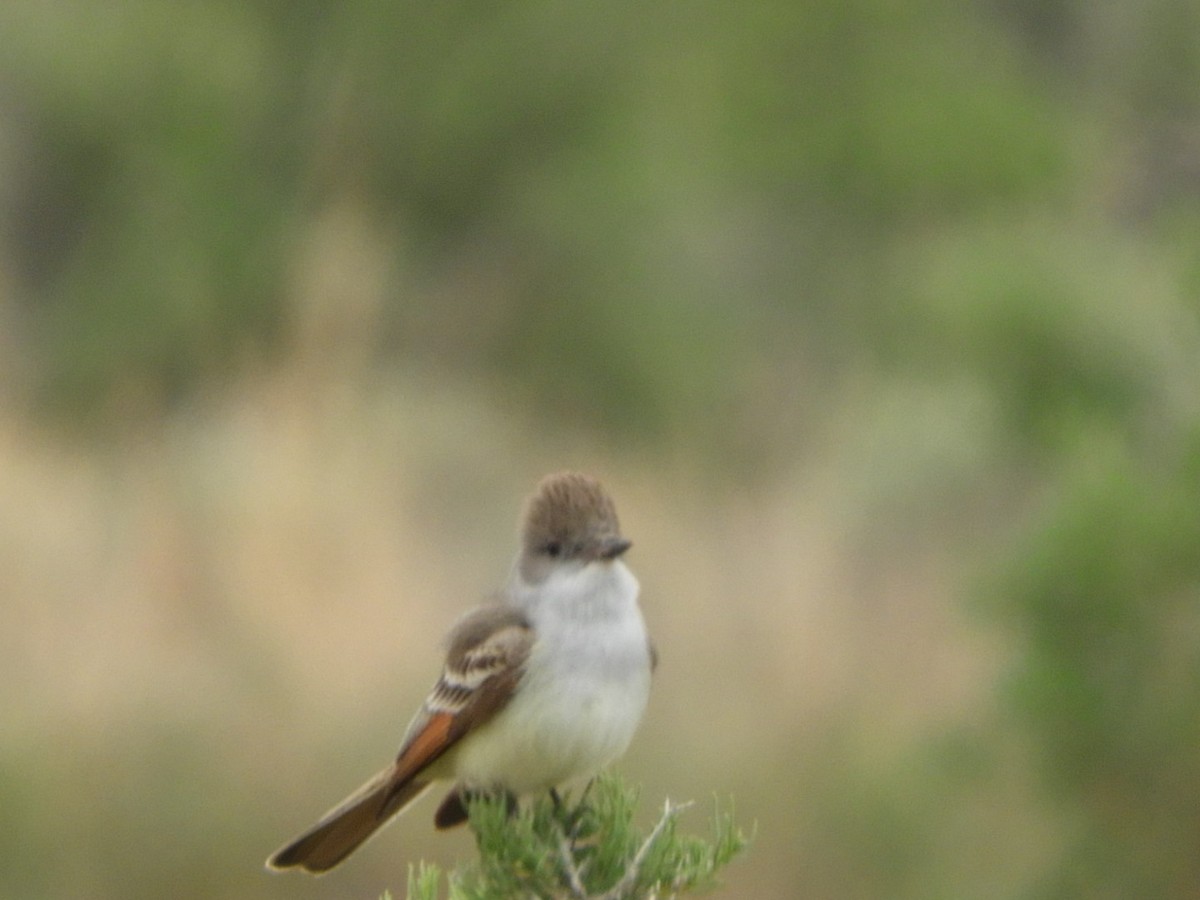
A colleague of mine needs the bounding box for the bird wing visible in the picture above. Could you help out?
[387,605,534,791]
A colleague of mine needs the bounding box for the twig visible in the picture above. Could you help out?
[596,799,694,900]
[555,820,589,899]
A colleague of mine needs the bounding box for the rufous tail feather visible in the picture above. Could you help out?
[266,767,431,874]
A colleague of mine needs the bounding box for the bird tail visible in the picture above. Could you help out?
[266,765,432,874]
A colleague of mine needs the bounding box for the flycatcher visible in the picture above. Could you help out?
[267,471,656,874]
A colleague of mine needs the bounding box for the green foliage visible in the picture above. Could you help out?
[0,0,1141,442]
[990,431,1200,895]
[397,775,747,900]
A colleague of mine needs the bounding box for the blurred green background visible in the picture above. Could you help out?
[2,1,1200,898]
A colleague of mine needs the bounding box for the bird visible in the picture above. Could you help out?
[266,471,656,874]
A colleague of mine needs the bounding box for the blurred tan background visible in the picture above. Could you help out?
[3,2,1200,898]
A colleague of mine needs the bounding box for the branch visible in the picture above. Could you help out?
[595,799,694,900]
[556,822,590,900]
[396,775,748,899]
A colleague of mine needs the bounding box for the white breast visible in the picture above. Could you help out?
[448,561,652,792]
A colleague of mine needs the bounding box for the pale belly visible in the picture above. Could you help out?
[445,642,652,793]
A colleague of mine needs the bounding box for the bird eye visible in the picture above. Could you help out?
[543,541,562,558]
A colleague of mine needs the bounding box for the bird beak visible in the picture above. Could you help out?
[597,537,632,560]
